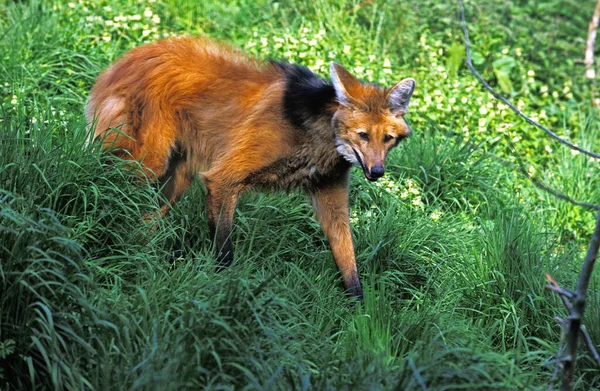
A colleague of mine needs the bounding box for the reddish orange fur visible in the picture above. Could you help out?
[88,37,288,183]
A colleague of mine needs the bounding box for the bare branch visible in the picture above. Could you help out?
[561,212,600,390]
[546,275,600,373]
[457,0,600,160]
[584,0,600,80]
[580,326,600,368]
[549,326,566,391]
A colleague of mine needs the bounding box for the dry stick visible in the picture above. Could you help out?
[457,1,600,389]
[549,321,566,391]
[585,1,600,78]
[547,273,600,377]
[546,274,574,311]
[561,212,600,390]
[457,0,600,160]
[585,0,600,107]
[547,273,600,367]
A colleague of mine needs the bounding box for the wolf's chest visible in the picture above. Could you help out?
[243,153,349,192]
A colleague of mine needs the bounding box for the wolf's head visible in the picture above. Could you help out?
[330,62,415,181]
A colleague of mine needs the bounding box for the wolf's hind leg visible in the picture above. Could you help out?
[143,143,194,226]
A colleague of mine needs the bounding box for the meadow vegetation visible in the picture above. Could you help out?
[1,0,600,389]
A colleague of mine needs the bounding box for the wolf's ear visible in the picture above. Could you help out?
[330,62,361,107]
[387,78,416,115]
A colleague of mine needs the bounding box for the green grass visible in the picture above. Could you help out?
[2,0,600,389]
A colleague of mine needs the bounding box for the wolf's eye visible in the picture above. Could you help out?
[358,132,370,141]
[383,134,394,143]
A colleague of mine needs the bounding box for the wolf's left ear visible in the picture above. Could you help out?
[387,78,416,115]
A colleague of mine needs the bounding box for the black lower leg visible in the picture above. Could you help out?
[209,220,234,268]
[343,272,364,301]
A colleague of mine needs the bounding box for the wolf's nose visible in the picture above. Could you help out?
[370,165,385,179]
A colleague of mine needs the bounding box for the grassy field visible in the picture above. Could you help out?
[2,0,600,389]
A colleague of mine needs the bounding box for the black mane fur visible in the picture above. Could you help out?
[272,61,336,131]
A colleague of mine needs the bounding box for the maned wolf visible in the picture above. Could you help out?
[86,36,415,299]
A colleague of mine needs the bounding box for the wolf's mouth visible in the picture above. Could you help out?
[352,149,378,182]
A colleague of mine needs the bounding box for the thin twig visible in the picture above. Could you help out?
[580,326,600,368]
[546,284,575,300]
[545,274,575,311]
[511,147,600,211]
[457,0,600,160]
[482,150,600,211]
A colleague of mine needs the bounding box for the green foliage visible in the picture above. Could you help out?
[1,0,600,389]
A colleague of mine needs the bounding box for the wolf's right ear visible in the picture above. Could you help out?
[330,62,361,107]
